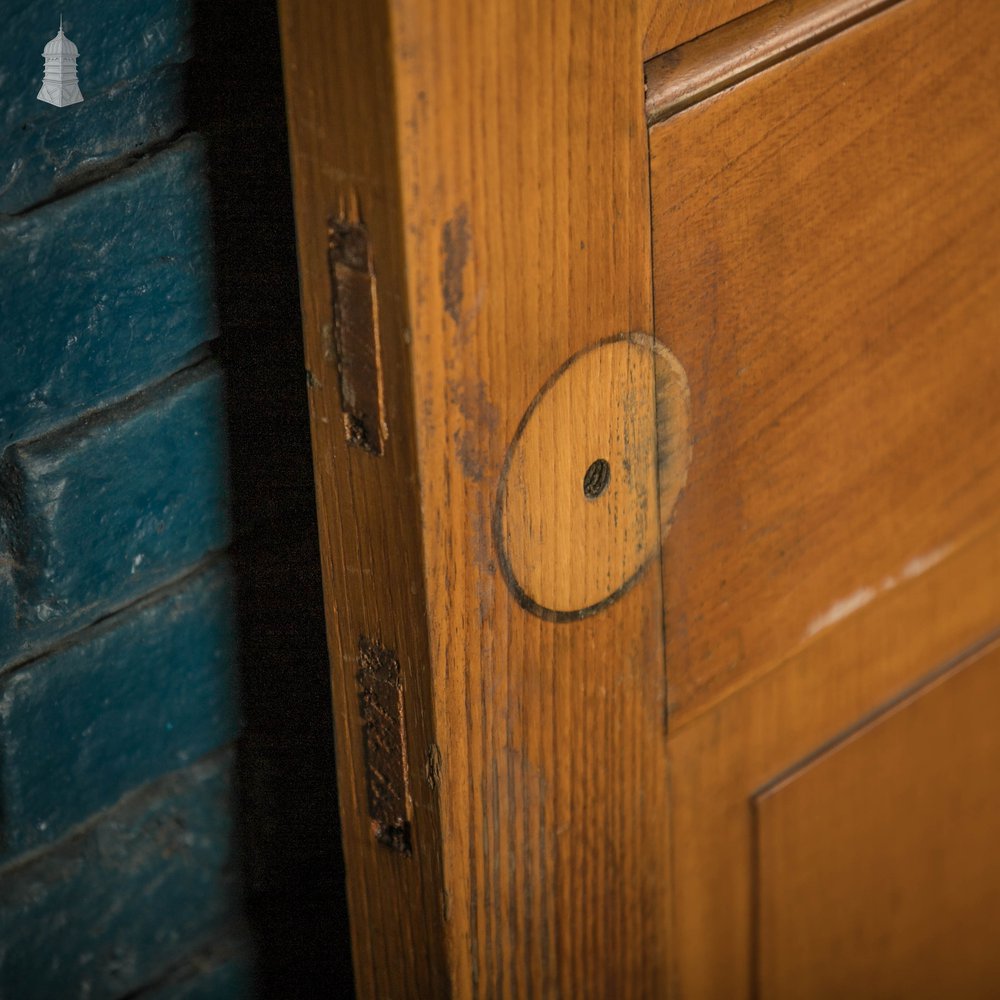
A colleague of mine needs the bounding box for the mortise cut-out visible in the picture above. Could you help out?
[356,635,411,854]
[327,205,386,455]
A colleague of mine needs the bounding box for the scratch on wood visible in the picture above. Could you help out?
[425,743,442,789]
[804,586,879,639]
[356,635,412,854]
[441,204,470,325]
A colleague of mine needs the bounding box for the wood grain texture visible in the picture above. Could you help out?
[642,0,769,59]
[650,0,1000,726]
[281,0,668,995]
[756,637,1000,999]
[645,0,902,125]
[669,514,1000,999]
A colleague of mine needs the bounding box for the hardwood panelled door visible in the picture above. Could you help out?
[279,0,1000,995]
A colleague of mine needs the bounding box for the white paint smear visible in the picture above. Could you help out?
[804,544,953,641]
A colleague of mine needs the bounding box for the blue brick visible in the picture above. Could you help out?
[1,1,192,137]
[0,62,187,214]
[0,138,216,445]
[0,751,241,1000]
[0,561,239,859]
[0,361,231,662]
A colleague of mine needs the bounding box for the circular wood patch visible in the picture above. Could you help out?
[493,333,691,621]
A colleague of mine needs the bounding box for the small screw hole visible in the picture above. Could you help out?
[583,458,611,500]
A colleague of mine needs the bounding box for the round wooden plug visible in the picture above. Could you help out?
[494,332,691,621]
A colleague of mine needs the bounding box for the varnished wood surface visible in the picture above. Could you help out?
[756,637,1000,999]
[668,515,1000,999]
[282,0,672,995]
[651,0,1000,727]
[645,0,901,125]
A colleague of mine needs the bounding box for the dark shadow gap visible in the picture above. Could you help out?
[183,2,354,996]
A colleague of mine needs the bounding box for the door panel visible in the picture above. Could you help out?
[652,3,1000,995]
[755,637,1000,999]
[650,0,1000,726]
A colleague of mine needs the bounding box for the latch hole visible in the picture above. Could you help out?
[583,458,611,500]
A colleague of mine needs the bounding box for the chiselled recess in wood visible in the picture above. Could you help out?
[494,333,690,621]
[355,635,411,854]
[326,194,386,456]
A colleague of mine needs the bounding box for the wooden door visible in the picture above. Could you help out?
[278,0,1000,996]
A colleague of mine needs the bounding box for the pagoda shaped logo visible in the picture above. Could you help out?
[37,17,84,107]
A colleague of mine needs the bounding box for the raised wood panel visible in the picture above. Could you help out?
[755,637,1000,999]
[650,0,1000,726]
[668,514,1000,999]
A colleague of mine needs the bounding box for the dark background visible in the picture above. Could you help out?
[186,1,353,994]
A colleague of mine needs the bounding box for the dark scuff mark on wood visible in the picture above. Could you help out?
[327,209,386,455]
[447,377,499,484]
[441,204,470,326]
[356,635,412,854]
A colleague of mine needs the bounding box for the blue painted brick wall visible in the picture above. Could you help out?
[0,751,243,999]
[0,3,257,997]
[0,361,231,661]
[139,948,255,1000]
[0,560,239,859]
[2,2,193,214]
[0,61,188,214]
[0,137,216,446]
